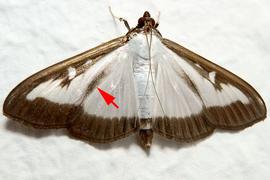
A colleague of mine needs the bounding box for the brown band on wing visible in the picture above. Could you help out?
[177,69,205,103]
[4,97,78,128]
[4,95,139,142]
[68,113,138,143]
[205,101,261,130]
[153,114,214,142]
[84,71,106,97]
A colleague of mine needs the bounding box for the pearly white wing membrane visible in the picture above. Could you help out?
[151,36,250,119]
[26,43,140,119]
[83,50,137,118]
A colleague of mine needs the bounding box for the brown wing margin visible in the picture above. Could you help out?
[152,38,266,142]
[3,36,138,143]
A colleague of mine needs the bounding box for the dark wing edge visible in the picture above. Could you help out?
[153,116,215,143]
[3,36,138,143]
[152,38,266,143]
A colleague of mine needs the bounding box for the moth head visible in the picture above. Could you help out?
[137,11,157,32]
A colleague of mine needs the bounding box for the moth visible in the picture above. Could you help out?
[3,11,266,149]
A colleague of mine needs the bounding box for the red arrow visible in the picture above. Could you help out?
[97,88,119,109]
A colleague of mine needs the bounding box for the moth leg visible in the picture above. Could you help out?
[109,6,131,31]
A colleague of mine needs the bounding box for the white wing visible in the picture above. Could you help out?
[26,41,139,119]
[4,37,140,142]
[152,37,250,118]
[149,35,265,141]
[129,33,266,141]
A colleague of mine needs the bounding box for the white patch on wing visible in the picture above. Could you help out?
[85,59,93,66]
[67,67,76,80]
[209,71,216,83]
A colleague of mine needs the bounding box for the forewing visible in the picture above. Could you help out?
[152,38,266,142]
[3,37,139,143]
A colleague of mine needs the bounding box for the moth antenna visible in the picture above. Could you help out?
[155,11,160,28]
[109,6,131,31]
[145,31,166,116]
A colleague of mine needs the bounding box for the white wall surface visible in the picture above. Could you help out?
[0,0,270,179]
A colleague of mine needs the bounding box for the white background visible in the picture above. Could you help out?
[1,0,270,179]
